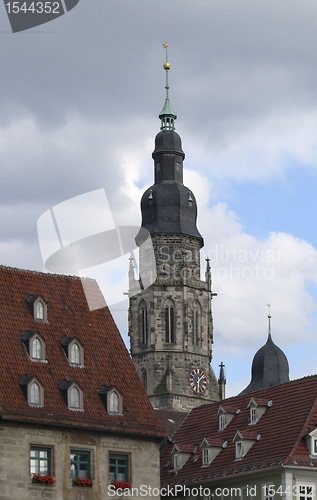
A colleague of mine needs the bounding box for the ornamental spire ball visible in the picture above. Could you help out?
[163,42,170,70]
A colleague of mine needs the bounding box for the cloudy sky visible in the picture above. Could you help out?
[2,0,317,396]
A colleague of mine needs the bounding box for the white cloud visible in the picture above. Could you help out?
[186,170,317,356]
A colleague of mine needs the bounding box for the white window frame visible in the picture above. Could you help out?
[28,378,44,407]
[67,383,83,411]
[250,406,258,423]
[68,339,84,367]
[262,484,275,500]
[202,447,209,465]
[174,453,180,471]
[29,334,46,362]
[235,441,243,459]
[107,388,123,415]
[33,296,48,322]
[219,413,226,430]
[297,484,315,500]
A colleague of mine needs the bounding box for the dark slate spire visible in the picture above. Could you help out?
[136,45,203,246]
[239,311,290,396]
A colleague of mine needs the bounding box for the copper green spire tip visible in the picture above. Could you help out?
[159,42,177,131]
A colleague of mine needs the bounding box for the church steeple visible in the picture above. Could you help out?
[129,47,220,412]
[136,48,203,245]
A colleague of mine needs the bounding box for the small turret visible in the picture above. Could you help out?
[239,306,290,395]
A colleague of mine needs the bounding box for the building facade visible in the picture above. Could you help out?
[0,266,166,500]
[160,375,317,500]
[128,57,220,412]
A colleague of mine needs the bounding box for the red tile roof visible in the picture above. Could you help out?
[0,266,166,439]
[161,375,317,486]
[155,409,189,438]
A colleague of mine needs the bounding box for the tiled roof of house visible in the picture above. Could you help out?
[155,409,189,438]
[0,266,166,439]
[161,375,317,486]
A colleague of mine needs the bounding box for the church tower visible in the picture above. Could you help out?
[128,48,220,411]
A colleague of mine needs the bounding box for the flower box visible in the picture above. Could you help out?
[73,477,94,487]
[32,473,55,485]
[110,480,132,491]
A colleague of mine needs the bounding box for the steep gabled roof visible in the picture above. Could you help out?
[161,375,317,486]
[0,266,166,439]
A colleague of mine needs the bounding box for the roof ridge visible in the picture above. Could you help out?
[227,374,317,400]
[0,265,96,281]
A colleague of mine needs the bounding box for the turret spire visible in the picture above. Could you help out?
[159,43,177,131]
[267,303,272,339]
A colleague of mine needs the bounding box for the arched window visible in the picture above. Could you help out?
[30,381,40,405]
[165,299,175,343]
[140,302,148,345]
[32,337,42,359]
[141,368,147,390]
[109,391,119,413]
[36,301,44,320]
[70,386,80,409]
[70,342,80,364]
[193,302,201,346]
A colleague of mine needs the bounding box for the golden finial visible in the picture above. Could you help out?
[163,42,170,70]
[267,303,271,318]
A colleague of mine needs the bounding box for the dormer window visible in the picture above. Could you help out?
[19,375,44,407]
[236,441,243,459]
[21,332,46,362]
[174,453,180,471]
[70,342,80,364]
[30,381,41,405]
[109,391,119,413]
[26,295,48,322]
[219,414,226,430]
[202,448,209,465]
[70,386,80,409]
[58,380,83,411]
[248,398,271,424]
[250,406,258,423]
[217,405,236,430]
[98,386,123,415]
[61,336,84,367]
[36,300,44,320]
[32,337,42,359]
[306,428,317,456]
[233,430,260,460]
[200,437,225,466]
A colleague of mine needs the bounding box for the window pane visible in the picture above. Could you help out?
[109,392,119,413]
[109,455,128,481]
[70,450,90,479]
[70,343,80,364]
[32,338,42,359]
[36,301,44,319]
[30,447,50,475]
[30,382,40,404]
[70,387,80,408]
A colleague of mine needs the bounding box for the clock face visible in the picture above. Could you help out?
[189,368,207,394]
